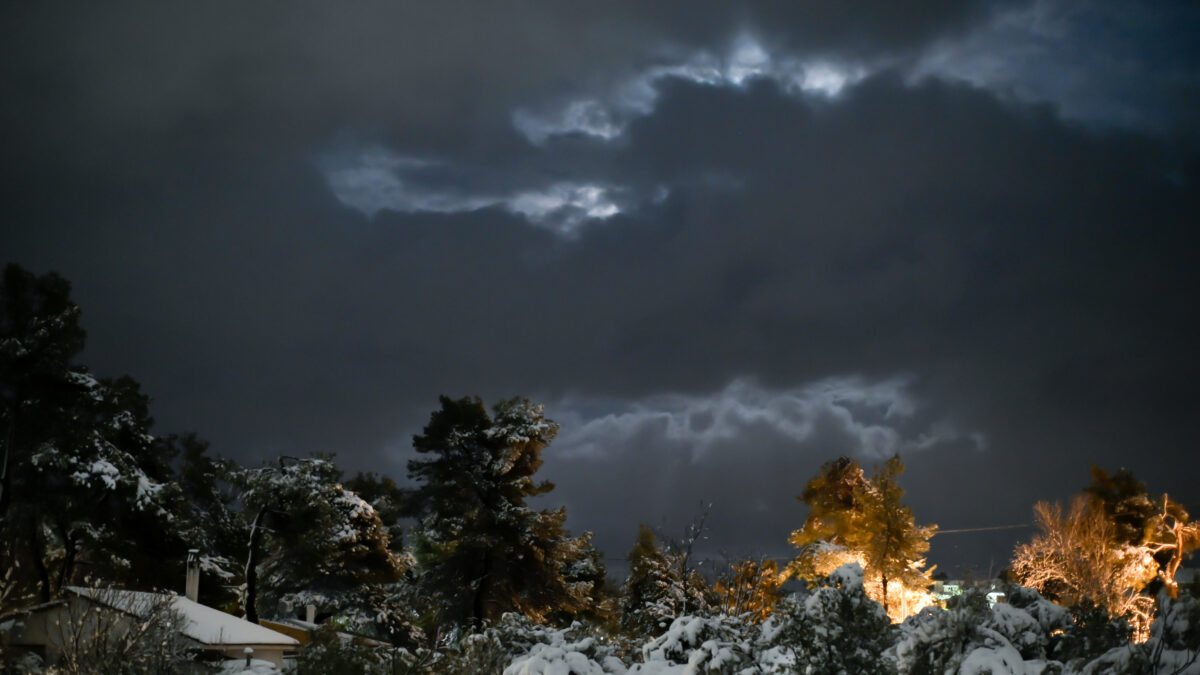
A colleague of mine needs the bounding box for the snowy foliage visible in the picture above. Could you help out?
[763,563,896,674]
[633,614,759,673]
[788,457,937,623]
[234,456,412,640]
[407,396,604,626]
[620,524,716,637]
[486,570,1200,675]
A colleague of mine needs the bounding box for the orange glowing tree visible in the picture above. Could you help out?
[786,456,937,622]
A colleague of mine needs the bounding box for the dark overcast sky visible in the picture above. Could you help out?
[4,0,1199,576]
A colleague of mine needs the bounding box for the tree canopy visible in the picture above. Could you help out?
[787,455,937,621]
[406,395,602,626]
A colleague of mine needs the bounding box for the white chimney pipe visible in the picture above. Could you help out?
[306,604,316,624]
[185,549,200,602]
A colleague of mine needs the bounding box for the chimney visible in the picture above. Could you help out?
[185,549,200,602]
[305,604,316,624]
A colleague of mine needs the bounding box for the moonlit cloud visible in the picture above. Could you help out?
[549,376,984,463]
[908,0,1199,131]
[509,183,622,235]
[320,147,626,236]
[512,33,871,145]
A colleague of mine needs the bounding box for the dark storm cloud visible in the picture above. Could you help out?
[3,0,1199,573]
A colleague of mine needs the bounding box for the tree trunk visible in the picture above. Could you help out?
[55,523,76,592]
[244,507,267,624]
[30,519,51,603]
[0,406,16,521]
[472,552,492,627]
[881,570,889,618]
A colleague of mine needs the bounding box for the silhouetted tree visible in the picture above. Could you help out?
[0,265,198,603]
[406,396,600,627]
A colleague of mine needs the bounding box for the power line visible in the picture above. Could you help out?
[597,524,1036,562]
[934,524,1031,535]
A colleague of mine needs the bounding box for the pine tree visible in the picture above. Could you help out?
[0,265,194,603]
[160,433,242,608]
[620,524,714,636]
[406,396,598,627]
[787,455,936,621]
[864,456,937,620]
[345,471,410,557]
[235,456,405,626]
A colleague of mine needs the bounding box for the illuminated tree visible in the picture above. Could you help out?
[1011,496,1159,640]
[713,558,783,622]
[787,456,937,621]
[1085,467,1200,599]
[1015,468,1200,641]
[1145,495,1200,599]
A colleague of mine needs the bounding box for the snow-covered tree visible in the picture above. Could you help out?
[235,456,408,632]
[1012,496,1160,640]
[787,456,937,622]
[620,524,715,637]
[713,558,783,622]
[156,432,241,607]
[0,265,198,603]
[1084,467,1200,600]
[765,563,897,674]
[407,396,600,628]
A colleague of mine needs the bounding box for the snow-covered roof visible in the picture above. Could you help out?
[66,587,299,647]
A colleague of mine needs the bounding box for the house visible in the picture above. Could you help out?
[1,586,299,669]
[932,579,1007,607]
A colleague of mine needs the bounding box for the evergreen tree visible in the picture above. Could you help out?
[158,432,242,608]
[865,456,938,619]
[345,471,410,556]
[620,523,714,636]
[235,456,406,627]
[406,395,598,627]
[787,455,937,621]
[1083,467,1157,547]
[0,265,195,603]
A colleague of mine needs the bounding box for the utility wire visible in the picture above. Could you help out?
[934,524,1032,535]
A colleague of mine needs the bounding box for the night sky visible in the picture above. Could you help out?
[4,1,1199,576]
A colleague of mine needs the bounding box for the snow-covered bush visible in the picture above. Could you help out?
[437,613,622,674]
[892,591,991,675]
[1051,601,1133,667]
[892,587,1069,675]
[631,614,759,673]
[504,622,626,675]
[764,563,896,674]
